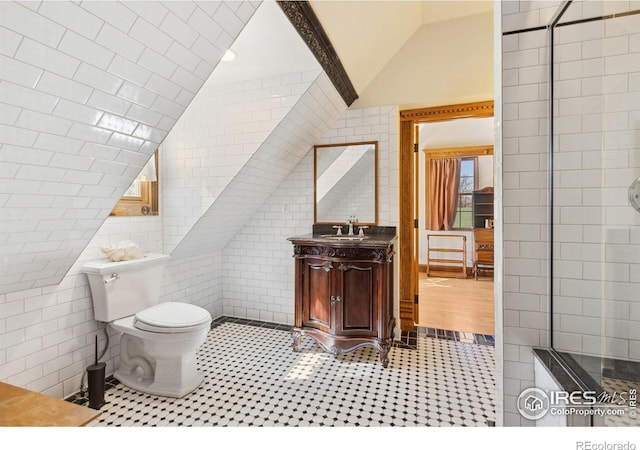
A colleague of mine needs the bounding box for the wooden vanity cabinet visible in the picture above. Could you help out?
[289,237,396,367]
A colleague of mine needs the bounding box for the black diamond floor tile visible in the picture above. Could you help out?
[85,320,496,427]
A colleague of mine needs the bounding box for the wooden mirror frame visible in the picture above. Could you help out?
[398,101,494,332]
[313,141,378,226]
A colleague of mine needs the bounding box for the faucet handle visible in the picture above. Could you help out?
[332,225,343,236]
[358,226,369,237]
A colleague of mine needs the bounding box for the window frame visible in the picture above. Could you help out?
[110,150,159,217]
[451,157,476,230]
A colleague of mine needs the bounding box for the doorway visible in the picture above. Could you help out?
[398,101,495,336]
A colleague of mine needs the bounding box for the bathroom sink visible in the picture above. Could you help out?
[320,234,369,240]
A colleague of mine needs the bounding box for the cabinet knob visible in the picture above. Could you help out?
[323,261,333,272]
[331,295,341,304]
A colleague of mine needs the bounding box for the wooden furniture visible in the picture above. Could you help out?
[473,228,494,280]
[0,382,101,426]
[288,233,396,367]
[426,234,467,278]
[473,187,494,229]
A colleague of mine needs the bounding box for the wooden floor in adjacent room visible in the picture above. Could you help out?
[417,272,494,336]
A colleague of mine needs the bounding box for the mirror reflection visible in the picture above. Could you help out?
[314,141,377,225]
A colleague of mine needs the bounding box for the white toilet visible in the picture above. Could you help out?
[81,254,212,398]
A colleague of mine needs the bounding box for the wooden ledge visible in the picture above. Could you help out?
[0,382,100,427]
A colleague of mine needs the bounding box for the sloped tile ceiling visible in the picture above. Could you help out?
[0,1,259,295]
[170,72,346,258]
[161,69,325,254]
[161,1,346,257]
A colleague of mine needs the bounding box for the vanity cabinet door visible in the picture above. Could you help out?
[334,261,378,337]
[300,257,333,334]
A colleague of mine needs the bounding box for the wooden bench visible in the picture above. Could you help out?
[426,234,467,278]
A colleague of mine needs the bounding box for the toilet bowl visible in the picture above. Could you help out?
[81,254,212,398]
[112,302,211,398]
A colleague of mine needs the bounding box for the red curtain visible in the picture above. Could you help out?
[429,158,461,230]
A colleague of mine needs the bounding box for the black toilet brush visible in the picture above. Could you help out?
[87,335,106,409]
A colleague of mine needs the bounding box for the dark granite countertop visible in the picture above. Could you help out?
[311,224,397,235]
[287,233,397,247]
[533,348,597,393]
[288,225,397,247]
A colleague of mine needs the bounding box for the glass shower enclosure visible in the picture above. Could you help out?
[550,1,640,427]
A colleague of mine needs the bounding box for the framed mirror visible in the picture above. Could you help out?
[314,141,378,225]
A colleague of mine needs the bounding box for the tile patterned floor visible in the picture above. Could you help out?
[84,317,496,427]
[600,377,640,427]
[399,327,495,349]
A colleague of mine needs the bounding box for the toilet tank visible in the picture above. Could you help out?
[80,253,170,322]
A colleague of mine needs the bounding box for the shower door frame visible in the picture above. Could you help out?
[548,1,640,376]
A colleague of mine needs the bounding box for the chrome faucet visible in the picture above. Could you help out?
[346,216,358,236]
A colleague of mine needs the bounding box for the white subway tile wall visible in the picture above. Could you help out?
[0,0,262,397]
[0,214,162,398]
[502,20,550,427]
[170,72,347,259]
[0,1,259,295]
[160,69,324,254]
[0,193,226,399]
[319,106,398,226]
[0,68,347,397]
[501,0,640,426]
[222,105,398,324]
[552,12,640,361]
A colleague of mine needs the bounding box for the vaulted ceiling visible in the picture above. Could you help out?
[308,0,494,107]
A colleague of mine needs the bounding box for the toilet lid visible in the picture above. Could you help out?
[134,302,211,333]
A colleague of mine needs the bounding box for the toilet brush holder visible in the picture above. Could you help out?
[87,362,106,409]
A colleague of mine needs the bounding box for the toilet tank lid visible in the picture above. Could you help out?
[80,253,170,274]
[135,302,211,328]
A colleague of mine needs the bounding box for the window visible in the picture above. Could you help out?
[452,158,475,229]
[110,151,159,216]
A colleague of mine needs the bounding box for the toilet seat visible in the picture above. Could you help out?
[134,302,211,333]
